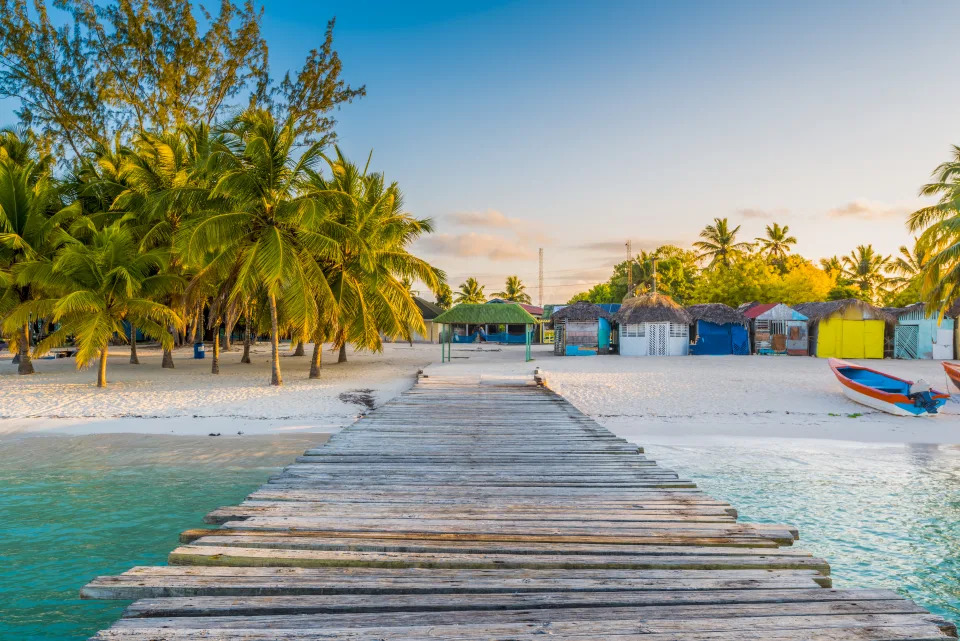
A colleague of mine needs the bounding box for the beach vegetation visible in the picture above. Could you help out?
[493,275,532,304]
[455,277,486,304]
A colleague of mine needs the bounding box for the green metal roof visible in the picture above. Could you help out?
[433,303,538,325]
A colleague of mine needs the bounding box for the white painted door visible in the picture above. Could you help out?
[933,329,954,360]
[648,324,667,356]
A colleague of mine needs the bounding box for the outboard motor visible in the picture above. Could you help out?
[907,379,940,414]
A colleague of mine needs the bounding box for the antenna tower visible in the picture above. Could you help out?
[538,248,544,307]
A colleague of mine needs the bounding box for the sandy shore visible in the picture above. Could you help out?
[0,341,432,436]
[3,340,959,443]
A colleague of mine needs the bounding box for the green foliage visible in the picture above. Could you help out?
[493,275,531,304]
[567,282,614,305]
[0,1,362,159]
[690,255,778,307]
[841,244,892,303]
[693,217,752,268]
[455,277,486,304]
[434,282,453,309]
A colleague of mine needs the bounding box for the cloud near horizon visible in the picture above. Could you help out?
[827,199,912,219]
[450,209,520,228]
[574,238,688,254]
[418,232,536,261]
[737,207,790,220]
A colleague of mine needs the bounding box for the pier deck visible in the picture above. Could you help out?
[82,375,957,640]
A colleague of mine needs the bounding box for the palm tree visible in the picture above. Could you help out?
[177,109,338,386]
[435,282,453,309]
[456,277,486,304]
[493,275,531,303]
[0,129,79,375]
[755,223,797,264]
[309,149,442,367]
[908,147,960,311]
[841,245,891,301]
[694,218,752,268]
[889,239,930,294]
[819,255,843,276]
[3,223,181,387]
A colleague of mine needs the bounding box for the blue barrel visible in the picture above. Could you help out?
[193,342,205,359]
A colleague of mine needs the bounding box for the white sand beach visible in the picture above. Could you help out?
[2,341,959,443]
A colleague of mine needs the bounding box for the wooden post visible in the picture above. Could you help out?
[525,323,532,362]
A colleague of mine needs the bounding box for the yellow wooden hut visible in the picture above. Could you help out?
[794,299,889,359]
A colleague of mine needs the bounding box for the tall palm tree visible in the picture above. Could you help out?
[0,129,79,375]
[455,277,486,304]
[177,109,338,386]
[693,217,752,268]
[819,255,843,275]
[841,244,891,301]
[309,149,442,367]
[755,223,797,263]
[493,275,532,303]
[908,146,960,311]
[435,282,453,309]
[889,239,930,294]
[3,223,181,387]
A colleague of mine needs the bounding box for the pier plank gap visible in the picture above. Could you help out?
[81,375,957,640]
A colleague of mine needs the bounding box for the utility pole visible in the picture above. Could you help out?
[652,256,658,294]
[626,240,633,297]
[538,248,544,307]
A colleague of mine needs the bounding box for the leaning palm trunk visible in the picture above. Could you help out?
[310,337,323,379]
[97,347,108,388]
[241,320,252,364]
[211,322,221,375]
[294,340,305,356]
[268,293,282,386]
[17,324,34,375]
[161,343,175,368]
[129,324,139,364]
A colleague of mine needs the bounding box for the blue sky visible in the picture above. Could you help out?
[4,1,960,302]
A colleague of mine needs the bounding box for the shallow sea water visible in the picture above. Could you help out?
[644,436,960,624]
[0,433,957,639]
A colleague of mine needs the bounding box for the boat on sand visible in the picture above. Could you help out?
[943,361,960,392]
[829,358,948,416]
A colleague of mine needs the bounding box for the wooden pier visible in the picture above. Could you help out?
[82,375,957,640]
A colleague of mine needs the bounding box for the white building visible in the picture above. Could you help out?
[613,293,691,356]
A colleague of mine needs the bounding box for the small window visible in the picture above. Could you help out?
[669,323,688,337]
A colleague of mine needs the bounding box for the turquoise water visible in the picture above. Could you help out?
[646,437,960,624]
[0,434,957,639]
[0,434,308,641]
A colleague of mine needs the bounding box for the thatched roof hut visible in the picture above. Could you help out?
[686,303,747,327]
[552,301,613,323]
[433,303,538,325]
[614,293,692,325]
[793,299,891,323]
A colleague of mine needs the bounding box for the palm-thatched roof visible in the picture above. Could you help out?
[551,301,613,323]
[686,303,747,326]
[793,299,891,323]
[613,293,692,325]
[433,303,538,325]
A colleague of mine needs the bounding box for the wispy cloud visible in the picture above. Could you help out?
[573,238,687,253]
[450,209,521,228]
[827,199,911,219]
[418,232,536,261]
[737,207,789,220]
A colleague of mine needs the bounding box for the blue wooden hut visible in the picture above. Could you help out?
[686,303,749,355]
[888,303,955,360]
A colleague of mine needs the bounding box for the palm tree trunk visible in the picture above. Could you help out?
[162,345,175,368]
[223,311,237,352]
[211,322,221,374]
[241,318,252,364]
[269,292,282,386]
[294,340,305,356]
[17,323,34,375]
[129,324,139,364]
[338,342,347,364]
[97,346,108,387]
[309,338,322,379]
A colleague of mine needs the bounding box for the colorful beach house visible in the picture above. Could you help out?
[551,301,614,356]
[886,303,955,360]
[613,293,691,357]
[686,303,749,355]
[794,299,887,359]
[739,302,809,355]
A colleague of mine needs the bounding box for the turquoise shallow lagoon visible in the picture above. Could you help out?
[0,433,322,641]
[0,432,957,639]
[645,436,960,624]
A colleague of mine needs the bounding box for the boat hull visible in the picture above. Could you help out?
[829,358,948,417]
[944,362,960,391]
